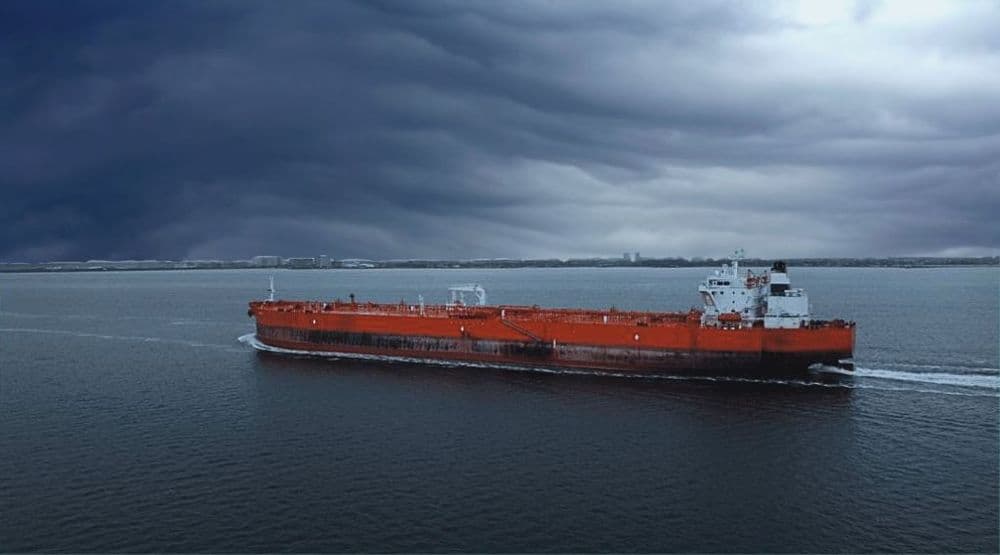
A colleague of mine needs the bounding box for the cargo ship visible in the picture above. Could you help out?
[247,257,854,376]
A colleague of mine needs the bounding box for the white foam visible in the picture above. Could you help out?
[852,366,999,389]
[865,361,1000,374]
[814,362,999,390]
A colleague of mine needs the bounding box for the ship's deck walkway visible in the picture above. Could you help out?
[250,300,699,327]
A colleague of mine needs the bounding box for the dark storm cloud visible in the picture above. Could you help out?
[1,0,998,262]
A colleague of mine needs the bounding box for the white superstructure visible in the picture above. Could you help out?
[447,284,487,307]
[698,252,811,329]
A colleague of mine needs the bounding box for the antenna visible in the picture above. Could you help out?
[731,248,746,277]
[267,275,275,302]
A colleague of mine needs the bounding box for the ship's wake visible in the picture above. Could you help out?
[813,364,999,392]
[0,326,245,353]
[239,334,999,397]
[856,367,996,389]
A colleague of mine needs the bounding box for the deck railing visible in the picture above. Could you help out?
[251,300,701,327]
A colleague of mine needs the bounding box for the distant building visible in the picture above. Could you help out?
[318,254,331,268]
[252,255,281,268]
[285,257,317,269]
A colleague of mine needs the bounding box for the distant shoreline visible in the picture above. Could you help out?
[1,257,996,274]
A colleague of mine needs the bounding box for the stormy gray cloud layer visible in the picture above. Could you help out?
[2,0,998,261]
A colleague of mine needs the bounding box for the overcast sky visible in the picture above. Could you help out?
[2,0,998,262]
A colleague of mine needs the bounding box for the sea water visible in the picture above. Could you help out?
[1,267,996,552]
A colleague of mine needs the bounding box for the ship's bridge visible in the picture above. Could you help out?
[698,253,812,329]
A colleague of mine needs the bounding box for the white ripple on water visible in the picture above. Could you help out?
[238,334,999,397]
[0,310,227,326]
[872,361,1000,374]
[0,327,244,353]
[856,367,998,389]
[816,365,999,390]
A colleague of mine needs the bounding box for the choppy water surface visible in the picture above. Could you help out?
[1,267,997,552]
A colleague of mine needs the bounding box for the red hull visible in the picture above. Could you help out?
[248,300,854,375]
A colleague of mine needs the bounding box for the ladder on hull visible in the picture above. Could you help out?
[500,318,544,342]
